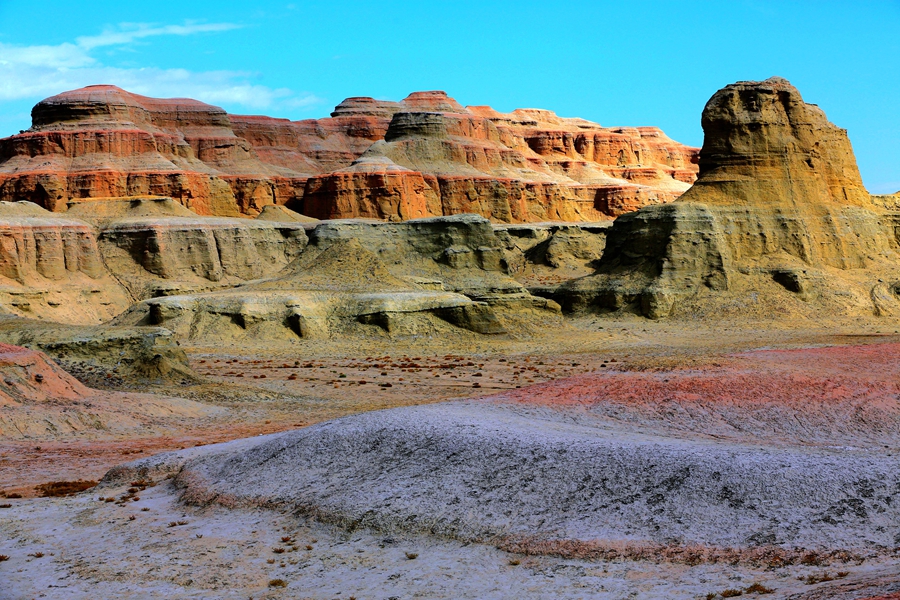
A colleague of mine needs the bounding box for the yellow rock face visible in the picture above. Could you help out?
[556,77,900,320]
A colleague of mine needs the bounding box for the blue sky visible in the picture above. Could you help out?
[0,0,897,193]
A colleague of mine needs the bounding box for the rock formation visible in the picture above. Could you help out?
[301,92,698,222]
[0,201,133,323]
[555,77,900,319]
[0,313,199,385]
[1,190,599,336]
[0,199,310,322]
[0,86,698,223]
[0,86,301,216]
[114,214,560,342]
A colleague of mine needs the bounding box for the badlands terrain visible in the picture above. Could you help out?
[0,77,899,599]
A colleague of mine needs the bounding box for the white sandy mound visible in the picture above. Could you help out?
[107,399,900,556]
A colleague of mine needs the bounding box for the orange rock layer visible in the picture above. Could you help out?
[0,86,699,222]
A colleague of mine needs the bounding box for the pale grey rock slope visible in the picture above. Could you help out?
[107,399,900,554]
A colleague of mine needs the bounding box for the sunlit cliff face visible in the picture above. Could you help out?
[688,76,869,208]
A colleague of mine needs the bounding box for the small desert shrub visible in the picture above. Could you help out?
[305,545,313,551]
[0,504,11,509]
[800,552,824,566]
[272,547,285,554]
[268,579,287,588]
[508,559,521,566]
[405,552,418,560]
[27,552,44,558]
[6,493,22,499]
[35,480,97,497]
[745,582,774,594]
[720,589,743,598]
[799,571,848,585]
[0,555,9,561]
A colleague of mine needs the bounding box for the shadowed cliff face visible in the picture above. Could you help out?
[0,86,698,223]
[555,77,900,320]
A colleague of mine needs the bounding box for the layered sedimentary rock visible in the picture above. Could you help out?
[0,201,133,323]
[0,191,591,332]
[556,77,900,319]
[0,86,698,222]
[115,214,560,341]
[0,199,308,323]
[302,92,698,222]
[98,214,308,299]
[0,86,302,216]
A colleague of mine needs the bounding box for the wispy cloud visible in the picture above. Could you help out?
[0,22,323,114]
[75,22,241,50]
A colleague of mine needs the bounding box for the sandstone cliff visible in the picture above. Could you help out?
[0,201,133,323]
[301,91,698,222]
[555,77,900,320]
[0,86,698,223]
[0,199,308,323]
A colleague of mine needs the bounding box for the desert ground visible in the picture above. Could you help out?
[2,317,900,599]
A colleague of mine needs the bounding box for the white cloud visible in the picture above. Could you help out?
[0,22,323,114]
[0,43,93,69]
[75,22,241,51]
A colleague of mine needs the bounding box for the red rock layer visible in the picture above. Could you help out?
[299,93,699,221]
[0,86,699,222]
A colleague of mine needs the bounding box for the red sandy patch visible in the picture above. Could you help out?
[0,343,90,406]
[495,343,900,410]
[485,343,900,445]
[0,422,297,498]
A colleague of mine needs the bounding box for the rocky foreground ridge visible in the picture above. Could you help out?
[0,86,698,222]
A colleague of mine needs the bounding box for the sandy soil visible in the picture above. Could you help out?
[1,480,899,600]
[2,316,900,598]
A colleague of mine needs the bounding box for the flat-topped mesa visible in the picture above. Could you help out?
[400,91,469,114]
[682,76,871,208]
[330,97,403,119]
[31,85,231,133]
[0,85,295,215]
[0,86,698,222]
[554,77,899,320]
